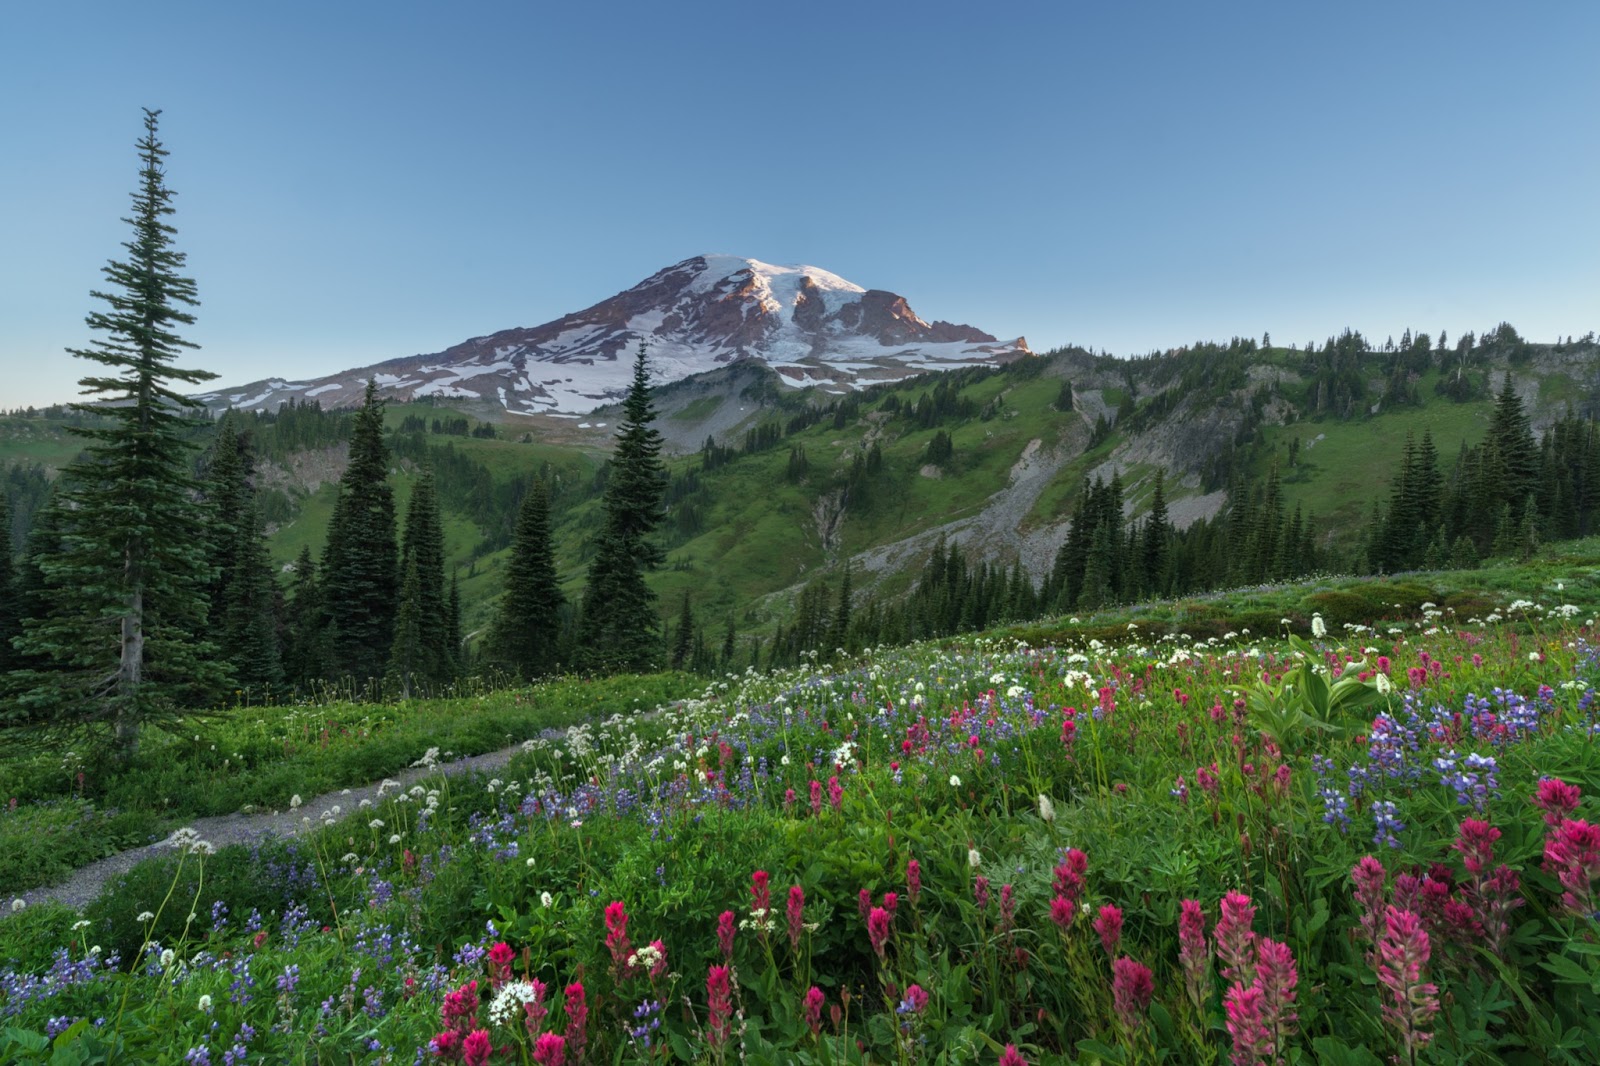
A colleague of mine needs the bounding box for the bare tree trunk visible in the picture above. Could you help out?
[116,585,143,761]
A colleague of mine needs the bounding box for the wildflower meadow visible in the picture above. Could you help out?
[4,592,1600,1063]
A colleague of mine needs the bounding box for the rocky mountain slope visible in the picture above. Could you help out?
[195,256,1031,417]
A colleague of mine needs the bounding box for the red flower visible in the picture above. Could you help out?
[751,870,771,916]
[804,986,825,1036]
[1111,957,1153,1031]
[906,858,922,903]
[442,979,479,1035]
[716,909,736,961]
[707,965,733,1048]
[487,941,515,987]
[998,1045,1029,1066]
[787,886,806,951]
[564,983,587,1064]
[1094,904,1123,956]
[1535,778,1583,827]
[604,901,632,976]
[531,1033,566,1066]
[462,1030,492,1066]
[868,906,892,958]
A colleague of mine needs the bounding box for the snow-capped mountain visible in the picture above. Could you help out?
[196,256,1032,416]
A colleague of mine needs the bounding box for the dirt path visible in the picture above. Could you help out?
[14,735,549,913]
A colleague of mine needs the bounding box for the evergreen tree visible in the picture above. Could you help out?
[1141,470,1171,595]
[827,564,853,654]
[398,470,449,684]
[670,591,694,671]
[203,416,281,692]
[488,481,564,679]
[224,501,283,694]
[323,381,397,683]
[283,546,331,688]
[579,344,667,672]
[446,572,463,677]
[720,614,736,668]
[0,494,18,674]
[388,556,424,698]
[10,110,226,757]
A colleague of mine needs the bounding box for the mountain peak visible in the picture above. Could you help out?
[197,256,1032,416]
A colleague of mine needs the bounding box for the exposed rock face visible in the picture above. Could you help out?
[197,255,1032,416]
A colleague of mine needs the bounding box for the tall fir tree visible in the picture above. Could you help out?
[10,110,226,757]
[203,415,281,693]
[670,591,694,671]
[323,381,397,683]
[0,493,18,675]
[446,573,463,678]
[388,556,424,698]
[395,470,450,685]
[488,481,564,679]
[283,546,332,688]
[579,344,667,672]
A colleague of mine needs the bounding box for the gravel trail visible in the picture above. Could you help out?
[13,736,548,913]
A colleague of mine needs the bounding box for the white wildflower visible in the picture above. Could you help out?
[342,853,359,863]
[369,819,385,830]
[541,892,554,908]
[9,899,24,912]
[289,794,302,810]
[160,948,176,969]
[488,981,540,1027]
[949,774,962,788]
[1374,673,1393,694]
[198,994,212,1012]
[1038,794,1055,823]
[628,943,664,972]
[967,848,982,869]
[388,834,402,845]
[1311,614,1327,638]
[136,911,155,923]
[72,919,90,931]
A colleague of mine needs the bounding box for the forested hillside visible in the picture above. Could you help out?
[3,326,1596,691]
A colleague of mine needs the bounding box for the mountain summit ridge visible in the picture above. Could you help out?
[196,256,1032,416]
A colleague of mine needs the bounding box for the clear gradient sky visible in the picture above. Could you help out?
[2,1,1596,410]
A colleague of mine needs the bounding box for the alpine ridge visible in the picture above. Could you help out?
[196,256,1032,416]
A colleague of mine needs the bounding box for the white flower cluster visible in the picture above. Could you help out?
[167,828,215,855]
[412,746,441,769]
[628,943,664,972]
[488,981,540,1026]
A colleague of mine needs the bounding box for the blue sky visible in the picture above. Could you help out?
[2,1,1596,410]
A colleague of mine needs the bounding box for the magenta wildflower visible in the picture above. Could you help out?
[787,885,806,952]
[882,890,899,917]
[487,942,515,988]
[999,884,1017,937]
[462,1030,492,1066]
[810,779,823,816]
[906,858,922,903]
[903,984,928,1013]
[1214,891,1258,986]
[706,965,733,1048]
[1178,899,1213,1012]
[716,910,736,961]
[858,887,872,921]
[1544,817,1600,917]
[1224,983,1271,1066]
[974,875,991,911]
[522,978,550,1038]
[442,978,479,1035]
[531,1033,566,1066]
[1049,895,1074,932]
[804,987,825,1036]
[1376,908,1439,1058]
[1350,845,1388,947]
[1253,937,1299,1057]
[783,787,796,811]
[1111,956,1154,1032]
[1452,818,1500,876]
[828,775,843,811]
[564,983,587,1064]
[1534,778,1582,827]
[604,901,632,977]
[998,1045,1029,1066]
[868,906,892,958]
[1094,904,1124,957]
[750,870,771,917]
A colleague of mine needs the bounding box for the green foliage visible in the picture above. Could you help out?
[485,481,564,679]
[323,381,397,682]
[8,110,227,761]
[579,344,667,672]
